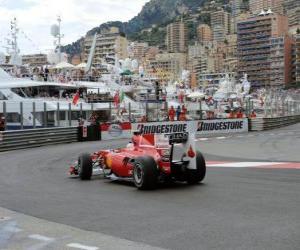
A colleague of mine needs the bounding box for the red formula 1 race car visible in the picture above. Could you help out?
[69,132,206,190]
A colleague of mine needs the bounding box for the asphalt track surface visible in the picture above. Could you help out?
[0,124,300,250]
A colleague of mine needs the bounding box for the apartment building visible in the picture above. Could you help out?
[83,27,128,68]
[130,42,148,62]
[148,53,187,81]
[22,54,48,67]
[197,24,212,43]
[295,34,300,83]
[283,0,300,28]
[237,13,291,87]
[249,0,284,14]
[166,20,188,53]
[211,9,230,42]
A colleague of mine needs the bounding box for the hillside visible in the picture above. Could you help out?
[62,0,235,57]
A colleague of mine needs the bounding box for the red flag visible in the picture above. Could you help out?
[72,91,80,105]
[114,91,120,107]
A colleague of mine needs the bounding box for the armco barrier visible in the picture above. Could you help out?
[249,115,300,131]
[0,127,78,152]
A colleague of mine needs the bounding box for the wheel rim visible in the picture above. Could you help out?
[134,164,143,185]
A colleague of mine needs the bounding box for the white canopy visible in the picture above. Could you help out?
[188,91,205,99]
[54,62,74,69]
[75,62,87,69]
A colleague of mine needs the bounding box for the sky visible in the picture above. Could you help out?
[0,0,150,55]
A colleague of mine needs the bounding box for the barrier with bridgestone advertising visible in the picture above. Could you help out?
[100,119,249,141]
[197,119,248,135]
[132,119,248,136]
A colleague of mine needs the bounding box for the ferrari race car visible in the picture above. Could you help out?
[69,132,206,190]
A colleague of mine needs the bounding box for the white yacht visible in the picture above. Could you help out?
[0,68,140,129]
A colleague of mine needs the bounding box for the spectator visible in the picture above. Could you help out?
[179,111,186,121]
[228,110,236,119]
[250,110,257,118]
[236,109,244,118]
[140,115,147,122]
[44,66,49,82]
[0,116,5,131]
[176,106,181,121]
[182,105,187,116]
[168,106,175,121]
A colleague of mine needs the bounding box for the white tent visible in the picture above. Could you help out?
[54,62,74,69]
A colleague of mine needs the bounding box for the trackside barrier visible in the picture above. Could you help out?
[100,122,132,140]
[249,115,300,131]
[0,127,78,152]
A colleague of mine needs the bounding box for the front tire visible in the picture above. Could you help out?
[187,151,206,184]
[133,156,158,190]
[78,153,93,180]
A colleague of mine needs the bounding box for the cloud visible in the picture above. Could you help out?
[0,0,149,54]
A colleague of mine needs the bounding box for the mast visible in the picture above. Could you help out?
[57,16,62,63]
[11,17,19,56]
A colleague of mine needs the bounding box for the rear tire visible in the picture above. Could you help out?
[78,153,93,180]
[187,151,206,184]
[133,156,158,190]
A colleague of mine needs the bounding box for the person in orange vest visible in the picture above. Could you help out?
[182,105,187,115]
[228,110,235,119]
[236,109,244,118]
[168,106,175,121]
[250,110,257,118]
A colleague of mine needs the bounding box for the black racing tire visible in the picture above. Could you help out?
[133,156,158,190]
[187,151,206,184]
[78,153,93,180]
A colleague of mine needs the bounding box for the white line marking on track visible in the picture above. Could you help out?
[198,138,209,141]
[67,243,99,250]
[28,234,54,242]
[216,137,227,140]
[208,162,283,168]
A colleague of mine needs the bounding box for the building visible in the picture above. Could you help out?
[71,55,81,65]
[283,0,300,29]
[197,24,212,43]
[295,34,300,83]
[231,0,243,17]
[224,34,238,72]
[237,13,291,87]
[211,10,230,42]
[147,53,187,81]
[83,27,128,68]
[269,36,293,86]
[130,42,148,62]
[188,41,237,86]
[249,0,284,14]
[22,54,48,67]
[166,20,188,53]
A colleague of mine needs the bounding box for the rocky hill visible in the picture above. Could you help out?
[62,0,234,57]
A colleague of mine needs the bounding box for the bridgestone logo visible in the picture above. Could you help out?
[198,121,244,131]
[137,124,188,134]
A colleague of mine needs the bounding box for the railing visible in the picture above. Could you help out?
[249,115,300,131]
[0,127,78,152]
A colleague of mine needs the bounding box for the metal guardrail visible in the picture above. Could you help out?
[0,127,78,152]
[249,115,300,131]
